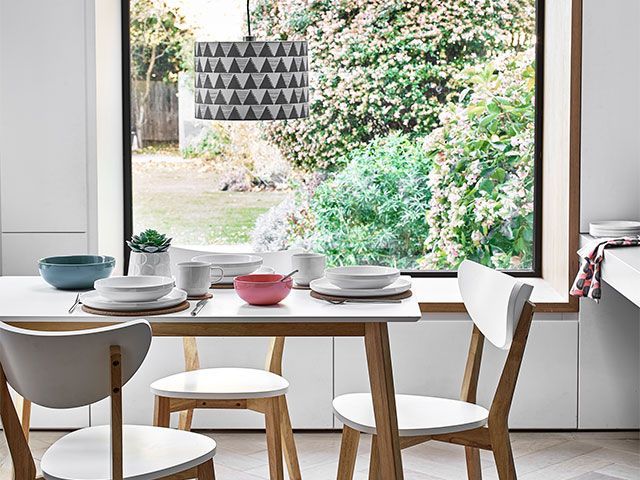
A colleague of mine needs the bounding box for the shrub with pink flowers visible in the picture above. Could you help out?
[253,0,535,170]
[420,48,536,270]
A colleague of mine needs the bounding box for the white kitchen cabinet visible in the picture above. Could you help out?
[1,233,88,275]
[91,336,334,429]
[0,0,90,233]
[335,314,578,429]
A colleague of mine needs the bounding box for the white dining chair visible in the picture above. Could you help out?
[0,320,217,480]
[332,260,535,480]
[153,248,302,480]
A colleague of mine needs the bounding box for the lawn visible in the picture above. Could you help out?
[133,154,287,246]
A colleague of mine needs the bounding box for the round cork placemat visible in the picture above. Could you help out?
[310,290,412,302]
[292,284,311,290]
[211,283,234,290]
[81,300,190,317]
[187,292,213,300]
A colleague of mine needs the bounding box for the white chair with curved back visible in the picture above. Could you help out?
[333,260,535,480]
[151,248,302,480]
[0,320,217,480]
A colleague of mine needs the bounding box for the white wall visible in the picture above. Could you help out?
[578,0,640,428]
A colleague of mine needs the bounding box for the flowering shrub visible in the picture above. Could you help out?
[308,135,431,268]
[420,48,536,270]
[253,0,534,170]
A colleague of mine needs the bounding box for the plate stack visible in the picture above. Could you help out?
[81,276,188,315]
[589,221,640,238]
[310,266,411,298]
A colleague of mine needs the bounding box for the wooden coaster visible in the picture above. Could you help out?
[81,300,190,317]
[310,290,413,302]
[187,292,213,300]
[211,283,234,289]
[292,284,311,290]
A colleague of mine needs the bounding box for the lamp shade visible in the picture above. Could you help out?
[194,41,309,121]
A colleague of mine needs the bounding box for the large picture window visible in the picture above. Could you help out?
[125,0,543,275]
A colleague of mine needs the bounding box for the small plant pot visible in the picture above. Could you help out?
[128,251,172,277]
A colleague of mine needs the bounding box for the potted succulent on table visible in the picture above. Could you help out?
[126,229,172,277]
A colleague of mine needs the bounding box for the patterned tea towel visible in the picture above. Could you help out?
[570,236,640,302]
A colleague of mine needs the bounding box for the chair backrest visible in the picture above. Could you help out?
[0,320,152,409]
[458,260,533,350]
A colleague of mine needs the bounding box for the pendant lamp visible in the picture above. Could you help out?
[194,1,309,121]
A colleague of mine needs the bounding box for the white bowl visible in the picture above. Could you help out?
[191,254,263,277]
[325,266,401,290]
[94,275,175,302]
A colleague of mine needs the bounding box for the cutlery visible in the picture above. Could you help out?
[323,298,402,305]
[68,293,81,314]
[280,269,299,282]
[190,298,209,316]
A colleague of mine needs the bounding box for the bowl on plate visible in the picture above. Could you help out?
[38,255,115,290]
[192,254,264,281]
[234,274,292,305]
[94,275,174,302]
[325,265,400,290]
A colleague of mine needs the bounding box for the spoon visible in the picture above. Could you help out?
[279,269,299,282]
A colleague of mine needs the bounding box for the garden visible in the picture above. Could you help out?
[132,0,537,270]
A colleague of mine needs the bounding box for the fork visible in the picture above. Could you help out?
[68,293,81,314]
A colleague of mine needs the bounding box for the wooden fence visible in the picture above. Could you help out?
[132,80,179,143]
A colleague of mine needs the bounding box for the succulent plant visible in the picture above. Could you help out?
[127,229,172,253]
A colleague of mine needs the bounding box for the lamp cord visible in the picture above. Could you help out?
[246,0,252,38]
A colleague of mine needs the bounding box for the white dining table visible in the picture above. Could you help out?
[0,276,421,480]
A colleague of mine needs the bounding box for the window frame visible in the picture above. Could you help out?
[121,0,545,277]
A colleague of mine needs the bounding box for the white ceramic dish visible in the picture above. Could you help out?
[589,221,640,237]
[217,266,276,284]
[310,276,411,298]
[81,288,187,311]
[94,275,175,302]
[191,254,263,277]
[325,265,401,289]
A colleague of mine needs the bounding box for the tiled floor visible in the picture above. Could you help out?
[1,430,638,479]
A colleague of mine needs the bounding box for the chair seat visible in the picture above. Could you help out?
[150,367,289,399]
[333,393,489,437]
[41,425,216,480]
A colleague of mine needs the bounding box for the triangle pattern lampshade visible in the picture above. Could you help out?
[194,41,309,121]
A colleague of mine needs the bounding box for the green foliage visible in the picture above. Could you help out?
[182,125,231,159]
[308,135,431,268]
[253,0,535,170]
[130,0,193,83]
[420,49,536,270]
[127,229,172,253]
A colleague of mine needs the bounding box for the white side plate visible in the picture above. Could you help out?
[310,276,411,298]
[80,288,187,311]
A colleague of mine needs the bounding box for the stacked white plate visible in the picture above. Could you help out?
[589,221,640,238]
[82,276,187,311]
[311,266,411,298]
[191,254,272,284]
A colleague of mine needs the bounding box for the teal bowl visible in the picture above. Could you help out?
[38,255,116,290]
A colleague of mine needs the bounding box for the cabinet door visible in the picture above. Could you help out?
[0,0,89,232]
[91,337,334,429]
[335,315,578,429]
[1,233,87,275]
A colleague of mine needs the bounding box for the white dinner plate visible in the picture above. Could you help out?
[310,276,411,298]
[81,288,187,311]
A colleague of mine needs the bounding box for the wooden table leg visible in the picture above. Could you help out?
[364,322,404,480]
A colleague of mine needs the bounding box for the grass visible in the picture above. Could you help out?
[133,155,287,246]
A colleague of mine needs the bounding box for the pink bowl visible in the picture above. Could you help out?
[234,274,293,305]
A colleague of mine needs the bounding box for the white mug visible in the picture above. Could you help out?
[291,253,326,286]
[176,261,223,296]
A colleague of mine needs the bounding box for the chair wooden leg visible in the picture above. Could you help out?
[336,425,360,480]
[265,397,284,480]
[368,435,381,480]
[490,427,516,480]
[178,408,194,431]
[465,446,483,480]
[278,396,301,480]
[153,396,171,428]
[197,459,216,480]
